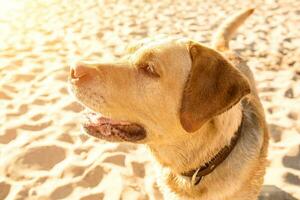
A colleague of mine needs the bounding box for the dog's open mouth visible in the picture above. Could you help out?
[82,112,146,142]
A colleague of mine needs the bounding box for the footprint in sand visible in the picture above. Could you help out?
[14,185,33,200]
[16,73,36,82]
[63,101,84,113]
[61,164,85,178]
[2,84,18,93]
[282,145,300,170]
[0,128,17,144]
[287,111,298,120]
[18,120,52,131]
[6,104,28,118]
[57,132,75,144]
[5,145,66,180]
[103,154,126,167]
[59,87,69,95]
[80,193,104,200]
[268,123,283,143]
[30,113,44,121]
[32,98,47,106]
[78,165,105,188]
[284,172,300,186]
[131,161,145,178]
[19,145,66,170]
[0,182,11,200]
[259,185,298,200]
[50,183,74,199]
[0,90,12,100]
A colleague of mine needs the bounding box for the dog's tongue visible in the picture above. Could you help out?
[82,112,146,142]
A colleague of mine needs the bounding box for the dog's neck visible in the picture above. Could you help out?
[147,103,243,175]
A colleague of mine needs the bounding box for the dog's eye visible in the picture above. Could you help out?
[138,62,160,78]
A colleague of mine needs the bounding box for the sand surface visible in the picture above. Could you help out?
[0,0,299,199]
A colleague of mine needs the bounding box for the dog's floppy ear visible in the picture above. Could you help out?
[180,42,250,132]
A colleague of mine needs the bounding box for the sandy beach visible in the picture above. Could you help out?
[0,0,299,199]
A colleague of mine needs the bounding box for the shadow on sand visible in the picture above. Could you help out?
[259,185,297,200]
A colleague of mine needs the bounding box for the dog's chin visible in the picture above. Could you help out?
[81,112,146,142]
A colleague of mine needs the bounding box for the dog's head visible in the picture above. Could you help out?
[69,38,250,144]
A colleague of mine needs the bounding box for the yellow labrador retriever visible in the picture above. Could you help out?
[69,8,269,200]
